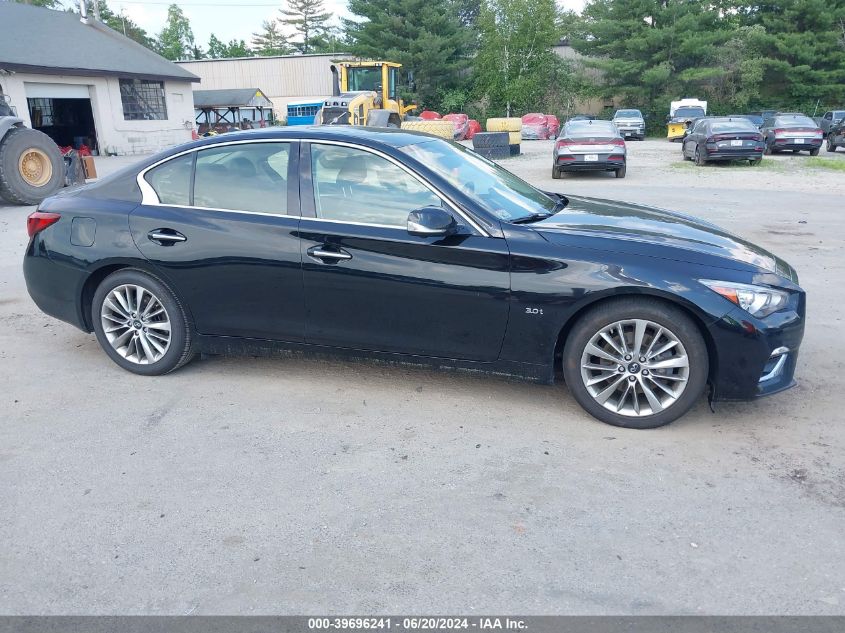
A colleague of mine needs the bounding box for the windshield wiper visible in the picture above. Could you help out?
[511,212,552,224]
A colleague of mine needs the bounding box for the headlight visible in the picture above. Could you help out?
[700,280,789,318]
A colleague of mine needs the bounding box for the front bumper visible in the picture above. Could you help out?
[615,125,644,138]
[708,292,806,401]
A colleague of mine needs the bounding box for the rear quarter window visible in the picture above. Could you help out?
[144,154,192,206]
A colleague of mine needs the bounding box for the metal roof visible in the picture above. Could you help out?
[0,2,199,83]
[193,89,273,109]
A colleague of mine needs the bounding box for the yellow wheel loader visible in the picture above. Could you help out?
[315,61,417,128]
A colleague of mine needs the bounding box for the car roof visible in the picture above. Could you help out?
[185,126,437,150]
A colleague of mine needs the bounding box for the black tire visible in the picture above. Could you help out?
[509,143,520,156]
[763,142,772,155]
[0,127,64,205]
[809,148,820,156]
[563,297,709,429]
[474,145,510,160]
[552,166,563,179]
[826,135,836,152]
[615,164,626,178]
[694,146,706,166]
[472,132,509,149]
[91,269,194,376]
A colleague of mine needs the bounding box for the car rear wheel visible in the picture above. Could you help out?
[615,164,626,178]
[694,146,706,166]
[563,298,709,429]
[809,148,820,156]
[826,136,836,152]
[92,269,194,376]
[552,166,562,179]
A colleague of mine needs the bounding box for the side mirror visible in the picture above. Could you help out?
[407,207,457,237]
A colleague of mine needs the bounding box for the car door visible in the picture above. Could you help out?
[683,120,702,157]
[129,140,305,341]
[298,141,510,361]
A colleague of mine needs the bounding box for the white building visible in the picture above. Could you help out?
[0,2,199,156]
[176,54,352,119]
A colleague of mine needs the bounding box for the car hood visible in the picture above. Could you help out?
[535,195,794,278]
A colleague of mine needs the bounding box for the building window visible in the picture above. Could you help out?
[119,78,167,121]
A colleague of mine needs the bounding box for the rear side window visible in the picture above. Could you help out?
[193,143,290,215]
[144,153,192,206]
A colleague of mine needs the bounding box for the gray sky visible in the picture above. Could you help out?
[101,0,586,50]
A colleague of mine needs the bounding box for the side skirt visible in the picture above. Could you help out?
[195,334,555,384]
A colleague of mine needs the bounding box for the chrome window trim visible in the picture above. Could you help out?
[136,137,489,237]
[305,139,488,236]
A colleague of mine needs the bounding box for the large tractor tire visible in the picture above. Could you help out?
[486,117,522,133]
[472,132,509,149]
[400,120,454,139]
[474,146,510,160]
[0,127,64,205]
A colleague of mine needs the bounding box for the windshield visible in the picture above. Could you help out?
[567,122,618,137]
[400,140,557,222]
[615,110,641,118]
[674,107,705,118]
[775,115,816,127]
[347,67,382,92]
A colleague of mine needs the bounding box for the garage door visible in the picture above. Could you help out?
[25,82,90,99]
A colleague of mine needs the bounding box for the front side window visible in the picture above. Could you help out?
[194,143,290,214]
[400,139,557,222]
[120,79,167,121]
[310,144,442,227]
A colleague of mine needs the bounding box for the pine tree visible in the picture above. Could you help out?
[345,0,470,108]
[251,19,291,56]
[156,4,196,61]
[281,0,331,54]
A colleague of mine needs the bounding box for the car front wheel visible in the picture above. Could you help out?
[92,269,194,376]
[563,298,709,428]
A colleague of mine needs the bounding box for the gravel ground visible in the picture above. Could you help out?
[1,139,844,615]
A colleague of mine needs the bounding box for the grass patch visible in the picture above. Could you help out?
[805,157,845,172]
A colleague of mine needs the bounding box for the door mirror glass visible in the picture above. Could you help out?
[407,207,457,237]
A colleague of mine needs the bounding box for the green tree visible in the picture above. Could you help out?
[474,0,566,116]
[251,19,291,56]
[571,0,736,114]
[735,0,845,108]
[345,0,470,108]
[75,1,156,50]
[11,0,63,8]
[281,0,332,54]
[208,34,250,58]
[156,4,196,61]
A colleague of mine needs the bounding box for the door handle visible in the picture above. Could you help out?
[307,246,352,262]
[148,229,187,245]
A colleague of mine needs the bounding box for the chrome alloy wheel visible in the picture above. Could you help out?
[100,284,171,364]
[579,319,690,417]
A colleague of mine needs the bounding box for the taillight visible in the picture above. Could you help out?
[27,211,60,238]
[774,128,786,137]
[555,139,572,153]
[611,138,625,146]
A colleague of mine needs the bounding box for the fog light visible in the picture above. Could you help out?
[759,346,789,383]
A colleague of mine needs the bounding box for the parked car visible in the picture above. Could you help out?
[727,113,764,128]
[814,109,845,135]
[750,110,778,121]
[552,120,627,179]
[24,127,805,429]
[681,117,766,165]
[761,114,824,155]
[611,109,646,140]
[825,119,845,152]
[567,114,596,122]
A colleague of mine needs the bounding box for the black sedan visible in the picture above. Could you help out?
[552,120,627,179]
[682,117,766,165]
[761,114,824,155]
[24,127,805,429]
